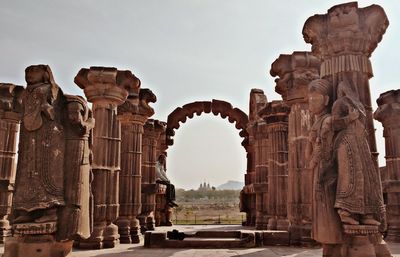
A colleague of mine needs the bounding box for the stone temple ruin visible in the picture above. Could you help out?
[0,2,398,257]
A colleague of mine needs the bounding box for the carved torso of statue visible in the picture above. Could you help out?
[309,112,343,244]
[332,93,385,223]
[57,95,94,240]
[14,66,65,219]
[12,65,94,241]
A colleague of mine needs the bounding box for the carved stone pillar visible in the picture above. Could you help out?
[375,89,400,242]
[154,122,174,227]
[0,84,23,243]
[241,140,256,226]
[259,101,290,231]
[253,120,269,230]
[270,52,320,243]
[303,2,389,168]
[116,87,156,244]
[74,67,133,249]
[242,89,267,227]
[139,119,163,231]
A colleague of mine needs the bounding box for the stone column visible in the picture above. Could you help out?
[243,89,267,228]
[74,67,133,249]
[154,122,174,227]
[260,101,290,231]
[270,52,320,243]
[303,2,389,169]
[241,141,256,226]
[0,83,23,243]
[253,121,269,230]
[375,89,400,242]
[116,87,156,244]
[139,119,163,231]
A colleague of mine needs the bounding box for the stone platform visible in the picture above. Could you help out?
[1,225,400,256]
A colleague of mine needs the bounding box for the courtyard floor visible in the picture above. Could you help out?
[1,225,400,257]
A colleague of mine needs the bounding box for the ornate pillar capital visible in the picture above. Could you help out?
[270,52,320,105]
[374,90,400,129]
[302,2,389,78]
[75,67,140,106]
[0,83,24,121]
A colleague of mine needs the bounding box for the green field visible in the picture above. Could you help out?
[173,189,245,225]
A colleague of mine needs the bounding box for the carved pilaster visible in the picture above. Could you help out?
[0,83,23,243]
[303,2,389,168]
[242,89,267,227]
[74,67,135,249]
[253,120,269,230]
[116,87,156,244]
[270,52,320,244]
[139,119,164,232]
[259,101,290,231]
[154,121,173,227]
[375,89,400,242]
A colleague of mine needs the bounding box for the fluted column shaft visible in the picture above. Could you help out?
[139,120,162,231]
[254,121,269,230]
[266,122,288,230]
[375,89,400,242]
[74,67,134,249]
[0,110,20,242]
[117,113,147,243]
[0,83,23,243]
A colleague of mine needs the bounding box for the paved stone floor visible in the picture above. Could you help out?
[1,225,400,256]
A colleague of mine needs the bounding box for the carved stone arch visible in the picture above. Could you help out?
[166,99,249,150]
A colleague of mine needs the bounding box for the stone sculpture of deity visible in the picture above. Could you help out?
[306,79,343,251]
[307,78,389,257]
[4,65,94,257]
[331,80,385,226]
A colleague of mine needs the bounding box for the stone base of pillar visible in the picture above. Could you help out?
[74,221,105,249]
[3,235,73,257]
[116,218,142,244]
[130,218,141,243]
[0,219,12,243]
[255,215,268,230]
[138,215,147,233]
[276,218,290,231]
[385,218,400,242]
[341,225,392,257]
[289,224,315,246]
[146,215,155,231]
[103,223,120,248]
[267,217,277,230]
[116,218,132,244]
[385,231,400,243]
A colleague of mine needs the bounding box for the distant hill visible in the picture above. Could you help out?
[217,180,244,190]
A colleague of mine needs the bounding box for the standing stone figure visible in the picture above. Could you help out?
[58,95,94,240]
[4,65,94,257]
[307,79,390,257]
[306,79,343,255]
[13,65,65,225]
[331,80,384,227]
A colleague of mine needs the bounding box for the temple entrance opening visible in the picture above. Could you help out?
[167,112,247,225]
[166,100,247,224]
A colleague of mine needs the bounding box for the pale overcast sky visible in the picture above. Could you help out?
[1,0,398,189]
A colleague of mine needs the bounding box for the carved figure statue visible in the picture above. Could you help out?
[306,79,343,247]
[331,80,385,226]
[58,95,94,240]
[307,78,388,256]
[13,65,65,226]
[4,65,94,257]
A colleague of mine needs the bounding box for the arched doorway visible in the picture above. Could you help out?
[164,99,249,225]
